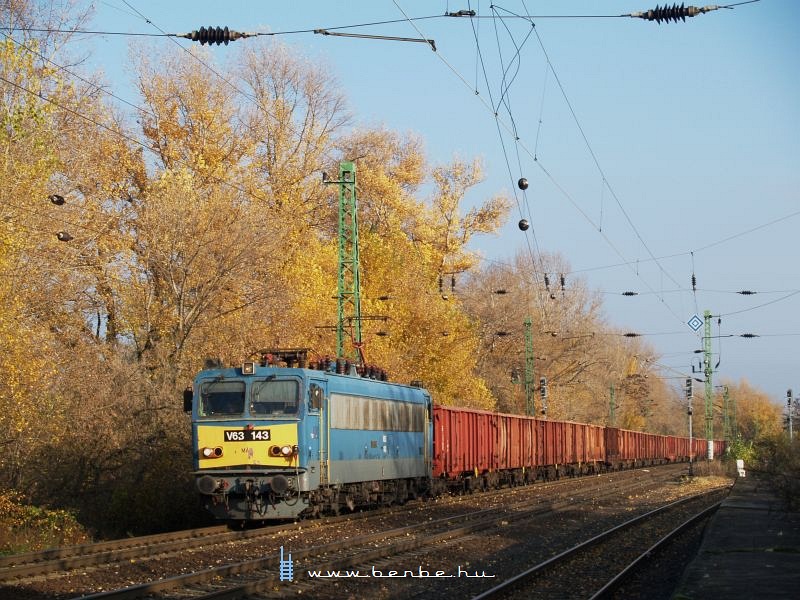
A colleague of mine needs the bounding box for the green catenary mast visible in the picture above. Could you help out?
[524,317,535,416]
[335,161,362,361]
[722,385,730,445]
[703,309,714,458]
[609,384,616,427]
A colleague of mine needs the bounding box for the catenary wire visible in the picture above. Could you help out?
[720,290,800,317]
[0,2,762,38]
[392,1,694,329]
[118,0,280,124]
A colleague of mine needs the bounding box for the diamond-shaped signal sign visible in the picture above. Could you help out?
[687,314,703,331]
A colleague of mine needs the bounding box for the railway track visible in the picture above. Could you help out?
[0,526,234,580]
[0,464,676,585]
[0,463,707,599]
[471,489,725,599]
[69,466,686,599]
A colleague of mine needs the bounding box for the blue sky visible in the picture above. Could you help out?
[80,1,799,405]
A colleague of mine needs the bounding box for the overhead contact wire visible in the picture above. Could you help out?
[393,2,689,331]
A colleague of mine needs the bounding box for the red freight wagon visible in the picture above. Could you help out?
[692,438,705,460]
[433,405,609,485]
[666,435,683,461]
[714,439,726,457]
[434,405,725,490]
[554,421,606,476]
[605,427,670,469]
[498,411,536,476]
[432,405,493,479]
[537,419,561,471]
[582,422,606,468]
[434,405,541,488]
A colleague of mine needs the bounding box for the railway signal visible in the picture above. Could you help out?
[539,377,548,417]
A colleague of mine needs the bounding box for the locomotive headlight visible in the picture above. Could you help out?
[269,444,298,458]
[285,444,299,456]
[201,446,223,458]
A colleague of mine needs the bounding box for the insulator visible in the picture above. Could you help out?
[631,4,714,24]
[622,291,638,296]
[518,219,529,231]
[544,274,550,291]
[738,290,756,295]
[691,274,696,291]
[48,194,65,205]
[438,275,443,294]
[187,26,243,46]
[446,9,476,17]
[623,332,640,337]
[56,231,73,242]
[451,274,456,291]
[518,177,529,190]
[740,333,759,338]
[560,274,566,290]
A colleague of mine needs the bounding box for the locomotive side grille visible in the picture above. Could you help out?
[329,393,425,432]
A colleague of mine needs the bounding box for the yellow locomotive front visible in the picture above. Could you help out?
[186,362,316,522]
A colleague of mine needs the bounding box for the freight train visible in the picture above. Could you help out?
[183,349,724,523]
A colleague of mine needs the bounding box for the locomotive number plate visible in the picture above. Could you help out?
[223,429,271,442]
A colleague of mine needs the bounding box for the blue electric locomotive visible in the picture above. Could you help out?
[184,349,433,522]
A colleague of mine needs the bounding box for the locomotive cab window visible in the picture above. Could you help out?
[199,380,245,418]
[250,379,299,417]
